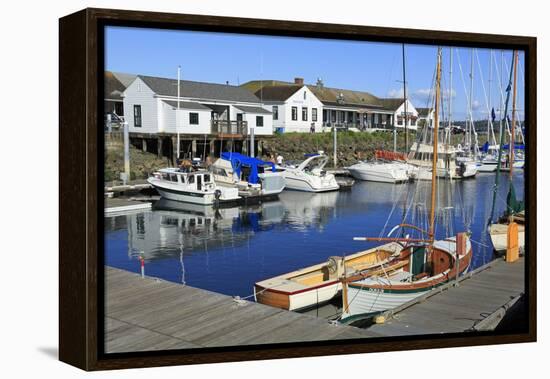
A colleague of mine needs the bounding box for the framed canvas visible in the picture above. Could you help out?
[59,8,536,371]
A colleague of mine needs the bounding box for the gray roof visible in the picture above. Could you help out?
[112,72,137,88]
[139,75,261,103]
[162,100,210,110]
[380,98,405,111]
[416,107,433,117]
[234,105,272,114]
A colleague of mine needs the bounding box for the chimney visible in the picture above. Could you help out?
[294,77,304,85]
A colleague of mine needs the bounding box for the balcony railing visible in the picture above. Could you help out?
[211,120,248,136]
[322,122,393,130]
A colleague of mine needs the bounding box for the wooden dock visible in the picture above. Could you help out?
[105,267,377,353]
[105,256,525,353]
[105,198,152,215]
[367,257,525,336]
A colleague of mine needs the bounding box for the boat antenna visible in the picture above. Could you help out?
[488,51,516,226]
[428,47,442,244]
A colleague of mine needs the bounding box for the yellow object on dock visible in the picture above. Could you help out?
[506,222,519,263]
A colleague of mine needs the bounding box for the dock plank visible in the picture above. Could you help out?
[105,267,375,353]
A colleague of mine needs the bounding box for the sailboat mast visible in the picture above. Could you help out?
[510,51,518,177]
[488,51,516,225]
[448,47,453,132]
[402,43,409,155]
[429,48,442,243]
[488,51,493,145]
[468,49,475,155]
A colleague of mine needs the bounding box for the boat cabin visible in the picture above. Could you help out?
[153,168,215,191]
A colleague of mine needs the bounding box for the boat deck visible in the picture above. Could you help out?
[105,267,377,353]
[367,257,525,335]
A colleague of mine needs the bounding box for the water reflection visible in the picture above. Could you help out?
[105,171,524,298]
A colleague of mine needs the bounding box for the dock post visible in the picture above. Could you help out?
[157,137,163,159]
[123,122,130,185]
[250,127,255,157]
[506,222,519,263]
[142,138,147,152]
[171,136,178,165]
[191,139,197,159]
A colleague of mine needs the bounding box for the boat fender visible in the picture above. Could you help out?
[214,189,222,199]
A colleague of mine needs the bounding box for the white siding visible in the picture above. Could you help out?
[177,108,211,134]
[237,112,273,136]
[262,86,324,133]
[123,77,159,133]
[393,99,419,130]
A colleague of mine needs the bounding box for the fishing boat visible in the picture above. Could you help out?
[281,153,340,192]
[254,242,404,311]
[147,168,240,205]
[346,151,411,183]
[340,48,473,323]
[210,152,286,200]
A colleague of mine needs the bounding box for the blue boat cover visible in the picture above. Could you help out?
[481,141,489,153]
[502,143,525,150]
[221,152,275,184]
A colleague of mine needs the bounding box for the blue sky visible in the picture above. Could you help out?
[106,26,525,121]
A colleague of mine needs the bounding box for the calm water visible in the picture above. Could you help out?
[105,172,524,303]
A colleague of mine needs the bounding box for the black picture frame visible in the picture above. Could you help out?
[59,8,537,371]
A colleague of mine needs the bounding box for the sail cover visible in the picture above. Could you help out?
[221,152,275,184]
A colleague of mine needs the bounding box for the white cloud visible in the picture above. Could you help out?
[387,87,404,98]
[387,87,456,102]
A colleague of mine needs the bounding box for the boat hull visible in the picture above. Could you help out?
[489,223,525,252]
[283,175,339,192]
[255,281,342,311]
[347,163,409,183]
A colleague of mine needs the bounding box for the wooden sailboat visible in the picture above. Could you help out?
[254,242,404,311]
[340,48,473,324]
[488,50,525,253]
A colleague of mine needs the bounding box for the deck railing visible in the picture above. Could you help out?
[211,120,248,135]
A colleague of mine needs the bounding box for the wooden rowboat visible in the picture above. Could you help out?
[254,242,403,311]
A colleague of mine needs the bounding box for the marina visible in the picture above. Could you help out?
[101,32,529,355]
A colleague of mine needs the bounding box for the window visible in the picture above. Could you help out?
[170,174,178,182]
[133,105,142,127]
[272,106,278,120]
[291,106,298,121]
[188,175,195,184]
[161,173,169,181]
[256,116,264,127]
[312,108,318,122]
[302,107,308,121]
[114,102,123,116]
[189,112,199,125]
[204,174,211,183]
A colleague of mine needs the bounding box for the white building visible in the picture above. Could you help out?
[122,75,273,161]
[252,78,324,133]
[380,98,419,131]
[416,107,435,128]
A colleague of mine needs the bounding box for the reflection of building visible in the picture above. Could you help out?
[120,200,285,261]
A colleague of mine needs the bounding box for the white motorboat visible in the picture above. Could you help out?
[211,152,286,198]
[281,154,340,192]
[347,161,410,183]
[147,168,240,205]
